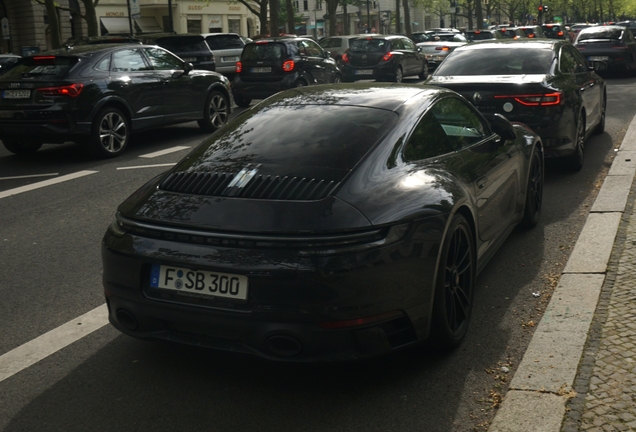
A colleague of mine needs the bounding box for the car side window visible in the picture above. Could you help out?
[430,98,488,150]
[305,40,324,56]
[403,113,456,162]
[111,49,149,72]
[567,46,589,72]
[402,38,415,50]
[144,47,183,70]
[559,46,577,74]
[95,55,110,72]
[391,39,404,50]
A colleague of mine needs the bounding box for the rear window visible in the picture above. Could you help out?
[205,35,244,50]
[350,38,389,52]
[435,47,554,75]
[411,33,432,43]
[542,25,564,37]
[466,31,495,41]
[578,28,623,41]
[500,29,518,38]
[242,43,286,61]
[319,38,343,48]
[2,56,79,80]
[195,105,398,172]
[155,36,209,52]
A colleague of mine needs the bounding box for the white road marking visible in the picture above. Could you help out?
[0,304,109,383]
[0,173,59,181]
[139,146,190,158]
[0,170,98,200]
[117,163,176,170]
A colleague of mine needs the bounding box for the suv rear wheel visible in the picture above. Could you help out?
[393,66,403,83]
[198,90,229,132]
[89,107,129,158]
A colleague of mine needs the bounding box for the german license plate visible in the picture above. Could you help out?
[251,67,271,73]
[588,56,609,61]
[355,69,373,75]
[223,56,239,62]
[182,57,196,62]
[150,264,248,300]
[2,90,30,99]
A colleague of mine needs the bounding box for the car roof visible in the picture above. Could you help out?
[578,24,625,33]
[141,33,205,40]
[201,33,241,37]
[452,39,559,51]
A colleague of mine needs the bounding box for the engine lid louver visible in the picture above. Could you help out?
[159,171,340,201]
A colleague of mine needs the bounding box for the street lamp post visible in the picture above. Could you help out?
[367,0,370,31]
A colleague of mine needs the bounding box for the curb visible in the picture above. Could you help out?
[488,116,636,432]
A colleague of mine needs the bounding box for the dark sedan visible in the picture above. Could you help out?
[340,35,428,82]
[102,84,543,362]
[574,25,636,73]
[427,40,605,171]
[0,44,232,157]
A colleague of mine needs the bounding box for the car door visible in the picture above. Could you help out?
[142,47,205,122]
[107,48,164,129]
[561,45,599,135]
[298,40,330,84]
[431,97,521,244]
[401,37,420,75]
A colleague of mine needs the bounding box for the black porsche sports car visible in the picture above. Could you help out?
[426,39,605,171]
[102,84,543,361]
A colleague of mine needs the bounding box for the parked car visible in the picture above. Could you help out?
[427,39,606,171]
[464,29,506,42]
[615,20,636,35]
[541,24,571,41]
[102,83,543,361]
[415,32,469,70]
[498,27,527,39]
[0,54,20,75]
[570,23,597,38]
[201,33,245,76]
[517,25,547,38]
[0,44,232,157]
[232,37,342,107]
[341,35,428,82]
[139,33,216,71]
[319,34,377,65]
[574,25,636,73]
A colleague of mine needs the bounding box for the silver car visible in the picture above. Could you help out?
[319,34,380,66]
[416,32,468,70]
[201,33,245,75]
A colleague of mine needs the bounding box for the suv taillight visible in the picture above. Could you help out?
[236,61,243,73]
[282,59,295,72]
[435,46,450,51]
[37,83,84,97]
[342,53,350,63]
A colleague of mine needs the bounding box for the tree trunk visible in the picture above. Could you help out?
[395,0,401,33]
[286,0,295,33]
[343,2,348,35]
[81,0,99,37]
[45,0,62,49]
[475,0,483,29]
[269,0,279,35]
[327,0,338,36]
[402,0,411,38]
[259,1,268,35]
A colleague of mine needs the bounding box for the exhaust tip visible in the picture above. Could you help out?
[116,309,139,331]
[265,335,303,357]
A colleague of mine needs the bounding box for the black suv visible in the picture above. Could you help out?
[0,44,232,157]
[232,37,342,107]
[140,33,216,71]
[340,35,428,82]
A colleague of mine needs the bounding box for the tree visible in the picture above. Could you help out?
[325,0,340,35]
[403,0,412,36]
[40,0,62,48]
[270,0,280,34]
[35,0,100,38]
[286,0,296,33]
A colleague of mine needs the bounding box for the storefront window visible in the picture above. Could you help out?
[187,18,201,33]
[228,19,240,34]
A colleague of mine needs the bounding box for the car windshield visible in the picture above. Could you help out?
[191,105,398,172]
[435,47,554,75]
[466,32,495,40]
[205,35,244,50]
[156,37,209,52]
[242,43,286,61]
[578,28,623,41]
[411,33,433,42]
[2,56,79,80]
[349,38,389,52]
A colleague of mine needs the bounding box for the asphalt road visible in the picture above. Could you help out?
[0,75,635,432]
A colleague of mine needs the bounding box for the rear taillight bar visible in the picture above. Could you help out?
[282,59,295,72]
[495,92,562,106]
[37,83,84,97]
[435,46,450,51]
[382,52,394,61]
[235,61,243,73]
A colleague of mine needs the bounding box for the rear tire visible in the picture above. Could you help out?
[519,148,543,228]
[88,107,130,158]
[2,139,42,155]
[197,90,229,133]
[332,73,342,84]
[418,62,429,80]
[566,113,585,171]
[429,214,475,349]
[393,66,403,83]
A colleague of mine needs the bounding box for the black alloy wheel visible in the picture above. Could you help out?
[593,93,606,135]
[418,62,429,80]
[430,214,475,349]
[294,79,307,87]
[235,96,251,108]
[393,66,404,83]
[567,112,585,171]
[198,90,229,132]
[519,148,544,228]
[2,139,42,155]
[89,107,130,158]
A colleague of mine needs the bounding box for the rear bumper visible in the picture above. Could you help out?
[232,73,299,99]
[341,63,395,81]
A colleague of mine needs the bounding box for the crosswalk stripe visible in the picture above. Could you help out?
[0,170,98,199]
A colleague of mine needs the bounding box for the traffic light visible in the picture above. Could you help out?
[544,5,549,12]
[538,5,543,16]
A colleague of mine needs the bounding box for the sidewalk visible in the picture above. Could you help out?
[488,117,636,431]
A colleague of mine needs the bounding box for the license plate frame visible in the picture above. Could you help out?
[149,264,249,301]
[588,56,609,61]
[250,67,271,73]
[355,69,373,75]
[223,56,239,62]
[2,90,30,99]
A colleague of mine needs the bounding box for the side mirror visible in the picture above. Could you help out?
[324,50,332,58]
[490,113,516,141]
[184,62,194,74]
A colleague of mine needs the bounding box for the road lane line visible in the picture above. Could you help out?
[117,163,176,170]
[0,170,98,200]
[0,304,109,383]
[0,173,59,181]
[139,146,190,158]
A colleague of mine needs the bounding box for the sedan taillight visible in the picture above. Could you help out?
[382,52,394,61]
[37,83,84,97]
[341,53,350,63]
[494,92,562,106]
[282,59,295,72]
[236,61,243,73]
[435,46,450,51]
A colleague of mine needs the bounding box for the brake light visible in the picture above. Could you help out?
[612,45,628,49]
[282,59,295,72]
[255,40,268,44]
[435,46,450,51]
[528,33,535,38]
[341,53,350,63]
[495,92,562,106]
[501,28,507,32]
[382,52,394,61]
[475,30,481,34]
[33,56,56,61]
[557,31,564,36]
[236,61,243,73]
[37,83,84,97]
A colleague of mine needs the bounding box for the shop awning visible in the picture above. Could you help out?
[134,17,163,33]
[100,17,132,35]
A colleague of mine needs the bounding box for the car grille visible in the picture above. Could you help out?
[160,171,340,201]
